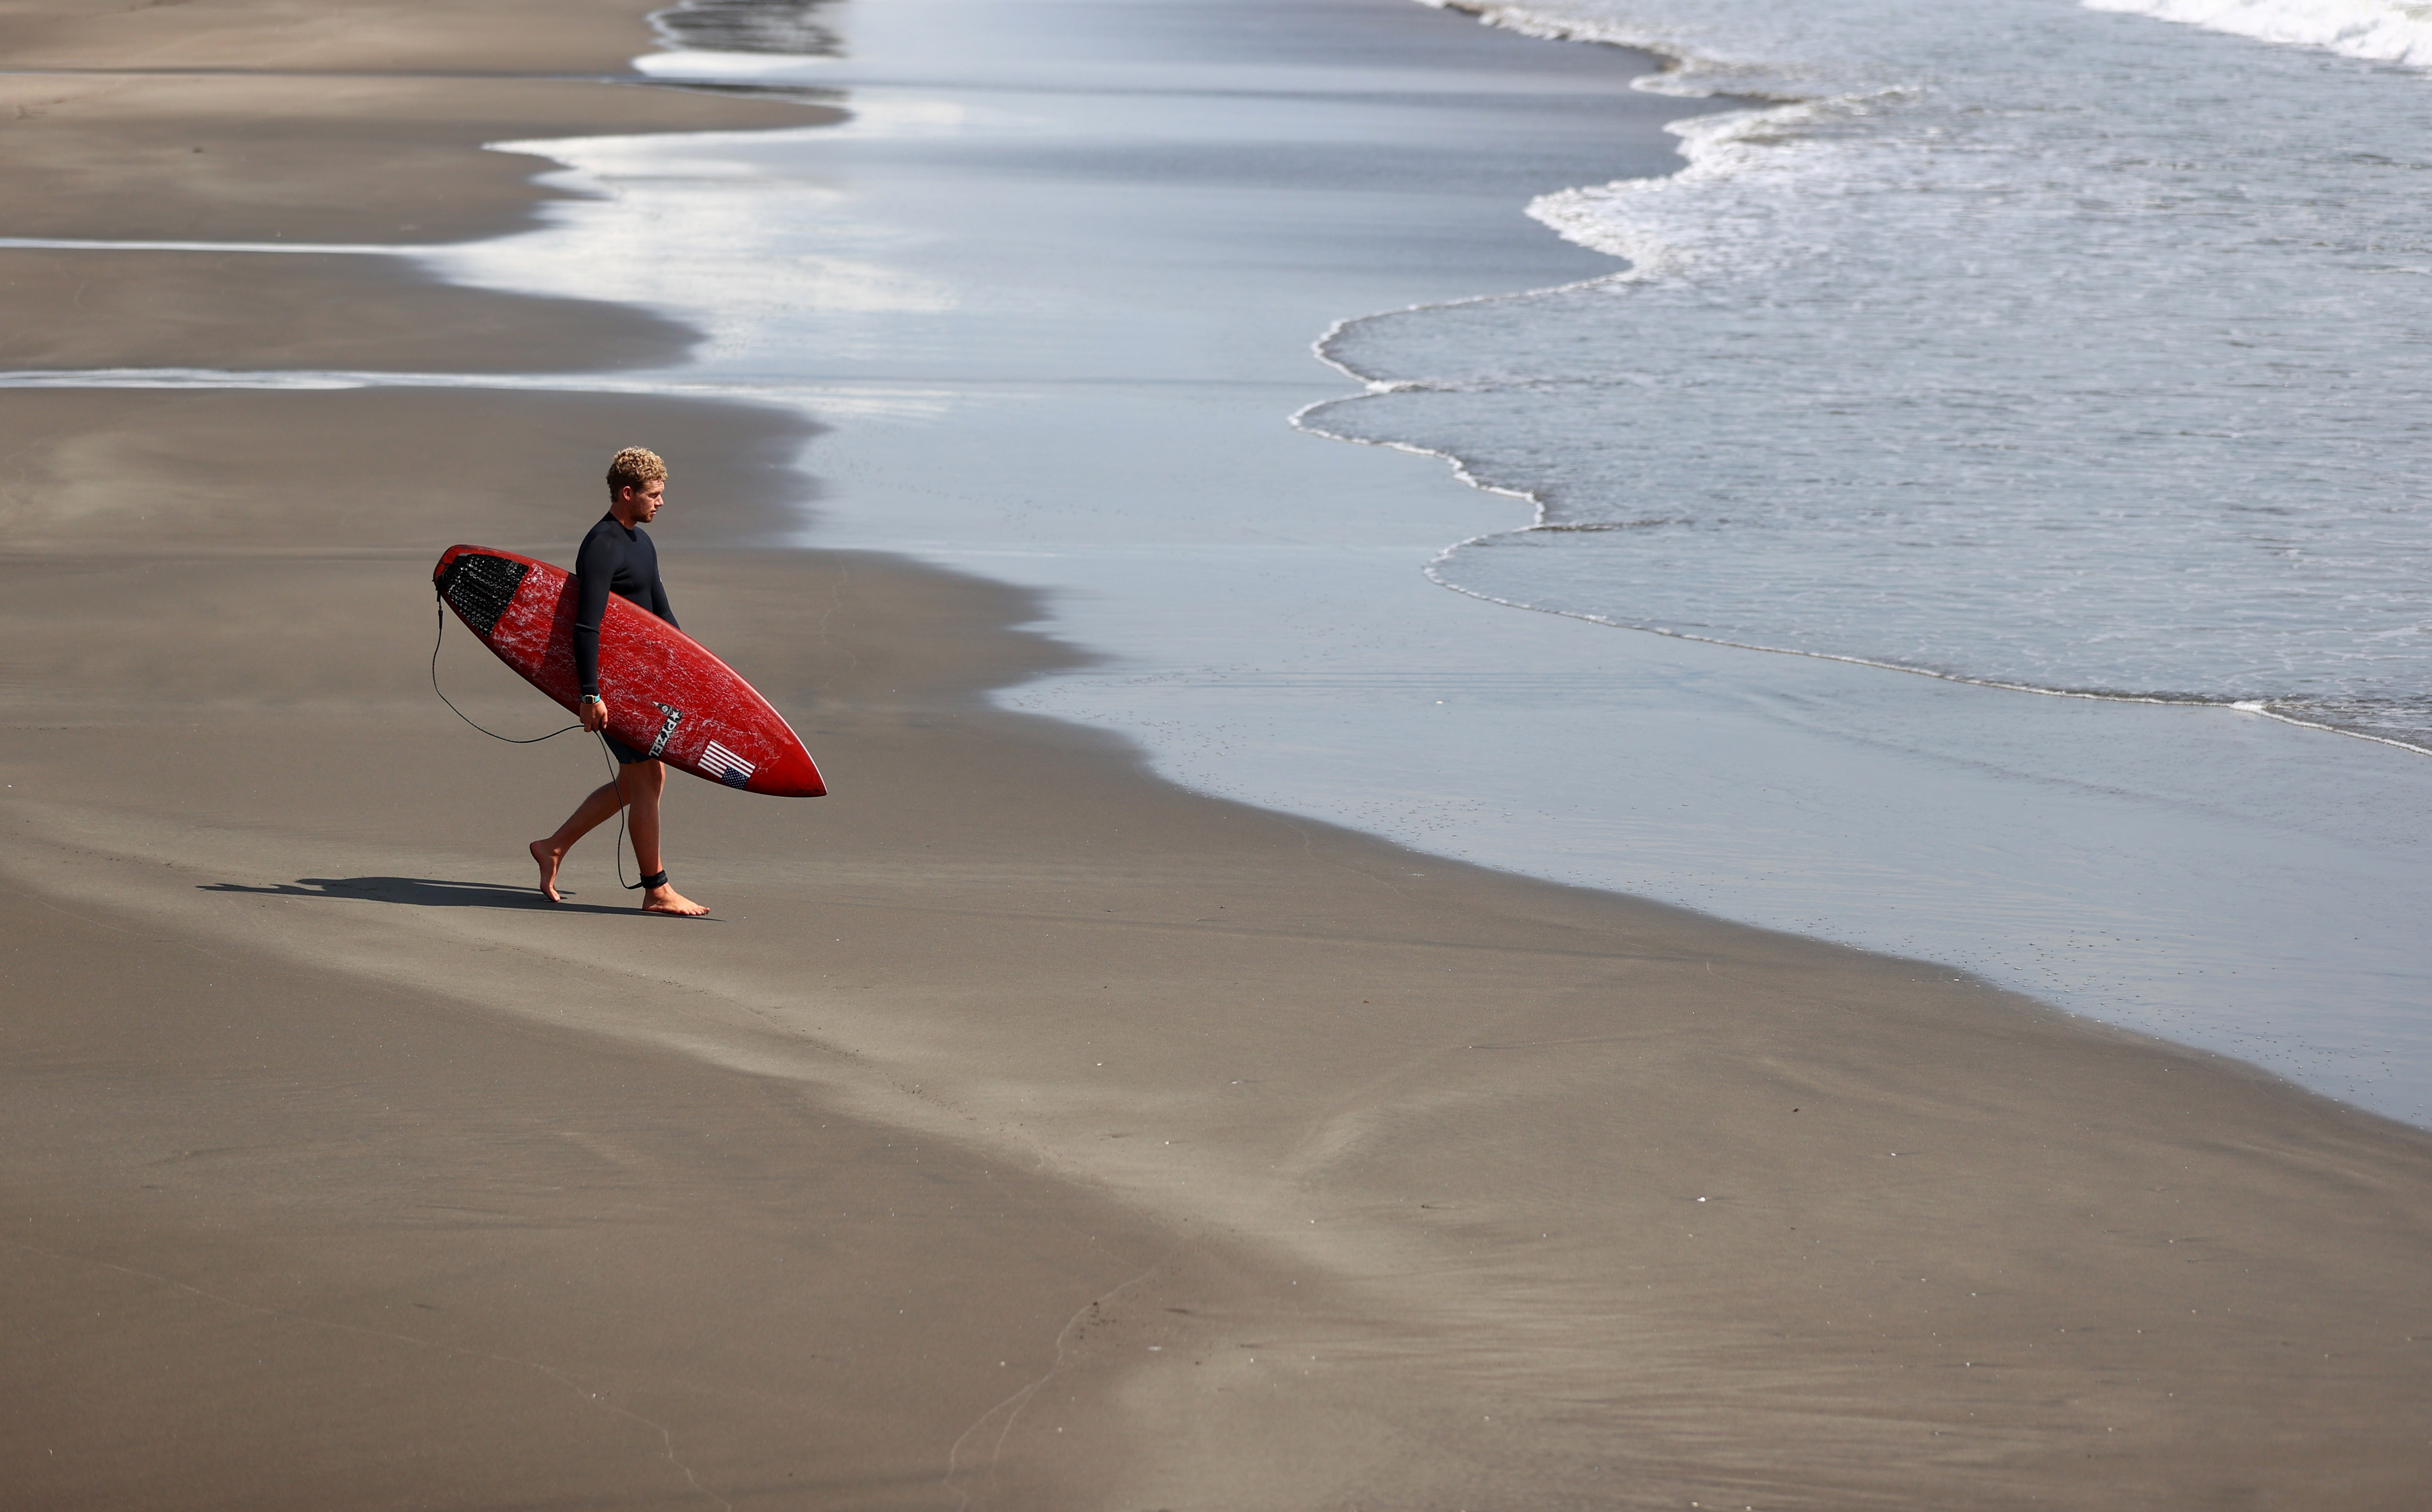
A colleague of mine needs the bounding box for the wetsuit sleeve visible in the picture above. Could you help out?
[651,574,676,631]
[572,529,615,697]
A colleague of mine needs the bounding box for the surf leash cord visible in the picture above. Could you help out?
[429,605,583,745]
[429,605,651,892]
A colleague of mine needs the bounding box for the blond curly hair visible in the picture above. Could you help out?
[605,446,667,496]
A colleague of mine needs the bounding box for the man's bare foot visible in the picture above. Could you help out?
[642,883,709,917]
[530,839,568,902]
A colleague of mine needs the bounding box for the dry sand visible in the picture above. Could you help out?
[4,3,2431,1509]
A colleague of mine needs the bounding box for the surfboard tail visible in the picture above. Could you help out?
[435,546,530,639]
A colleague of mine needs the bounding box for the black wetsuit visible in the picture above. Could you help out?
[572,512,675,762]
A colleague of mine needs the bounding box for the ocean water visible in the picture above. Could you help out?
[1312,0,2432,749]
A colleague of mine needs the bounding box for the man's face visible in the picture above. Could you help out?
[621,478,666,522]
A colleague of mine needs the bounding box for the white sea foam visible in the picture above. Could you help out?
[2083,0,2432,65]
[1313,0,2432,750]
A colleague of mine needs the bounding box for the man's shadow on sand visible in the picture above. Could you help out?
[200,877,657,917]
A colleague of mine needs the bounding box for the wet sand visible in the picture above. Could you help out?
[5,3,2432,1509]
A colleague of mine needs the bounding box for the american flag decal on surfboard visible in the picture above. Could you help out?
[699,740,757,787]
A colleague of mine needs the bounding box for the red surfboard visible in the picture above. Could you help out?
[434,544,825,798]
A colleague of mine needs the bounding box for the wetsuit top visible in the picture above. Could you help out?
[572,512,676,697]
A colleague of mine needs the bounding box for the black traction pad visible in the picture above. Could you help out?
[438,552,530,640]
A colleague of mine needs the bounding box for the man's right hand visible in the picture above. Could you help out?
[580,695,609,733]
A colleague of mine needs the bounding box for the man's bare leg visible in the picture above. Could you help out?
[529,760,707,913]
[530,780,625,902]
[619,759,710,917]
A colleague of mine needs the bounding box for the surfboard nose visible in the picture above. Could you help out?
[757,744,827,798]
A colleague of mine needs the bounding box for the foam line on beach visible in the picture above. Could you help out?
[2085,0,2432,65]
[1291,382,2432,762]
[1422,551,2432,757]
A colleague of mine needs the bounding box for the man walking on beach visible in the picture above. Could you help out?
[528,447,711,917]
